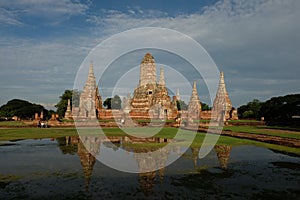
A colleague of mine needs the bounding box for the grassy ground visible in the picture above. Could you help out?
[0,121,30,127]
[0,128,78,141]
[228,119,261,123]
[0,127,299,155]
[222,126,300,139]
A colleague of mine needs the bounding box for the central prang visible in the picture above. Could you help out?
[130,52,178,120]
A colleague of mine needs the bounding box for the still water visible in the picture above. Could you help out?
[0,136,299,199]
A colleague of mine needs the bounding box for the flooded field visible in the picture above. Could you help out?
[0,136,299,199]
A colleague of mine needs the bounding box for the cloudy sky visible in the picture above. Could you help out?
[0,0,299,110]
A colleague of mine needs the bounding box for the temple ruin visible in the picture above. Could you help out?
[130,53,178,119]
[70,53,237,125]
[211,72,238,124]
[73,62,102,119]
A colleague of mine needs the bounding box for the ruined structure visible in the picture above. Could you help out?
[76,63,102,119]
[71,53,237,125]
[212,72,238,124]
[187,81,202,126]
[130,53,178,119]
[64,99,72,120]
[176,88,181,101]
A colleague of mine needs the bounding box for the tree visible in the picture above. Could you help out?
[55,90,80,118]
[201,102,211,111]
[0,99,45,120]
[260,94,300,126]
[103,98,112,109]
[104,95,122,110]
[237,99,263,119]
[177,100,188,110]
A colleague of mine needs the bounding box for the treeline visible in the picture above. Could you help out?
[238,94,300,126]
[1,91,299,126]
[0,99,49,120]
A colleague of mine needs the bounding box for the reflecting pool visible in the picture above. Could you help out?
[0,136,299,199]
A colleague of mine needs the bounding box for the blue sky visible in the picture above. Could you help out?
[0,0,299,110]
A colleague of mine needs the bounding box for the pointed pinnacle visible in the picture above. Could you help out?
[193,81,197,92]
[159,67,165,85]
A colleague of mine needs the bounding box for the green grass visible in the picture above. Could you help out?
[0,128,78,140]
[98,119,116,122]
[0,127,299,155]
[0,173,22,183]
[192,119,211,123]
[0,121,30,127]
[222,126,300,139]
[228,119,261,123]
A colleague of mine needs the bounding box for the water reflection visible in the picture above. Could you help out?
[58,136,234,195]
[62,136,172,194]
[1,137,299,199]
[214,145,231,170]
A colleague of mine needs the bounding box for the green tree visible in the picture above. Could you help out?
[0,99,45,119]
[176,100,188,111]
[103,98,112,109]
[103,95,122,110]
[242,110,254,118]
[201,102,212,111]
[247,99,262,118]
[238,99,263,119]
[55,90,80,118]
[260,94,300,126]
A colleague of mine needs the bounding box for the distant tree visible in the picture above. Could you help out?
[0,99,45,119]
[242,110,254,118]
[111,95,122,109]
[177,100,188,110]
[260,94,300,126]
[201,102,212,111]
[103,95,122,110]
[55,90,80,118]
[237,105,249,118]
[103,98,112,109]
[247,99,262,118]
[238,99,263,119]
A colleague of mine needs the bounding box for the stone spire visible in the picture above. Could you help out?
[158,67,165,86]
[139,53,156,86]
[78,62,100,119]
[187,81,202,125]
[64,99,72,119]
[67,99,71,111]
[212,71,233,123]
[176,88,180,101]
[86,62,97,89]
[189,81,201,104]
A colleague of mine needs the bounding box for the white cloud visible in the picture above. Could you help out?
[0,0,89,25]
[0,8,22,25]
[0,0,299,108]
[86,0,300,106]
[0,36,97,106]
